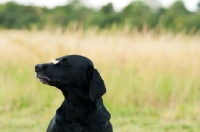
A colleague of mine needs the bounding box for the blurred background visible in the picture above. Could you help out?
[0,0,200,32]
[0,0,200,131]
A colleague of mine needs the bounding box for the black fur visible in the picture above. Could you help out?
[35,55,112,132]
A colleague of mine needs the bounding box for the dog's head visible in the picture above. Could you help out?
[35,55,106,102]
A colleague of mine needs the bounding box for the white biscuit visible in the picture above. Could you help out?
[50,59,59,64]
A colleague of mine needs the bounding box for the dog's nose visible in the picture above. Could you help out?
[35,64,43,72]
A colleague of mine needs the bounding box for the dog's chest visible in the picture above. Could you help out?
[49,111,107,132]
[47,115,87,132]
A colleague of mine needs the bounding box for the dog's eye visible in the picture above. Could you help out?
[61,58,70,66]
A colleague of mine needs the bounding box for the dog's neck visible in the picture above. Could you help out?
[54,85,110,130]
[57,86,93,124]
[61,86,91,106]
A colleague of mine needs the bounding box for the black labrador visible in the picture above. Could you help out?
[34,55,112,132]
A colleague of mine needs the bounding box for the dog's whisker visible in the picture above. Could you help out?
[36,74,50,81]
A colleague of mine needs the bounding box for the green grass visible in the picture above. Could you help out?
[0,29,200,131]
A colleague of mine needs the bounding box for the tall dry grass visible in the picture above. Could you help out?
[0,29,200,131]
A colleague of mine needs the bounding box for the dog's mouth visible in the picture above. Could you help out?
[36,73,50,84]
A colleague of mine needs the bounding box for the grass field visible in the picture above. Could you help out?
[0,29,200,132]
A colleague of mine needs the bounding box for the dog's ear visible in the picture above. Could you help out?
[86,66,106,102]
[85,66,94,80]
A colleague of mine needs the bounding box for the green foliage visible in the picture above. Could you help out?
[86,3,120,29]
[0,2,42,29]
[120,1,157,29]
[0,1,200,32]
[161,1,190,31]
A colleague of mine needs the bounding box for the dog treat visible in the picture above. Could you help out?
[50,59,59,64]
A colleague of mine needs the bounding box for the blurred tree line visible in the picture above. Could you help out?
[0,0,200,33]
